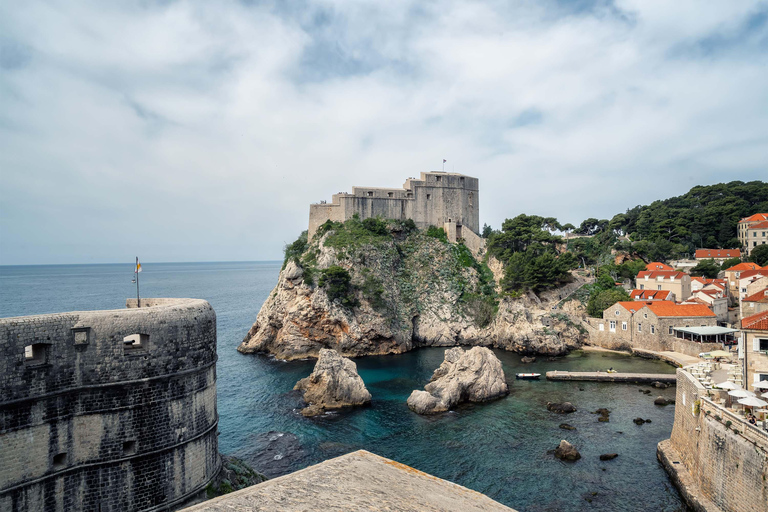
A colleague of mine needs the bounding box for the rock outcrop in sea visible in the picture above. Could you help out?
[554,440,581,461]
[238,221,587,360]
[407,347,509,415]
[294,349,372,417]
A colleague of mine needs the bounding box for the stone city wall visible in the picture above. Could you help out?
[0,299,220,512]
[660,369,768,512]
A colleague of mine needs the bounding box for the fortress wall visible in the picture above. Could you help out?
[307,172,479,239]
[0,299,220,512]
[662,369,768,512]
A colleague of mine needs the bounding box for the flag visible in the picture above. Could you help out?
[135,261,142,273]
[443,159,447,163]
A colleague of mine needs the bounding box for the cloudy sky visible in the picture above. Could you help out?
[1,0,766,265]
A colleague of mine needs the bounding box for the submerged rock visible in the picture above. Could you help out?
[294,349,371,417]
[547,402,577,414]
[407,347,509,415]
[599,453,619,461]
[554,440,581,461]
[593,408,610,422]
[652,381,669,389]
[521,356,536,364]
[559,423,577,430]
[233,431,308,478]
[633,418,652,425]
[654,396,674,406]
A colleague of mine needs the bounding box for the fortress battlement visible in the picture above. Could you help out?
[0,298,220,512]
[309,171,479,239]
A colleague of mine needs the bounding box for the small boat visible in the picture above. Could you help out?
[606,369,617,373]
[516,373,541,380]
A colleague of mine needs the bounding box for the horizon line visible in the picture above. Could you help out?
[0,259,283,268]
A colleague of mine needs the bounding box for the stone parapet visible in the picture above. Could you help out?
[0,299,220,512]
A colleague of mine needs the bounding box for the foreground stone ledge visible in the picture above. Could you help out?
[657,440,724,512]
[181,450,517,512]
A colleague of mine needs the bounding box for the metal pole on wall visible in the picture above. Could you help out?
[135,256,141,308]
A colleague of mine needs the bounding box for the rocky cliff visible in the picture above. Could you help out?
[239,220,587,360]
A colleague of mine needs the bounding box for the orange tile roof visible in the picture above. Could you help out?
[636,270,687,280]
[724,262,760,272]
[682,298,710,306]
[749,221,768,229]
[616,301,645,313]
[738,213,768,223]
[630,289,672,300]
[645,301,716,317]
[742,309,768,330]
[698,289,721,297]
[743,287,768,303]
[646,262,673,271]
[695,249,740,259]
[738,269,768,280]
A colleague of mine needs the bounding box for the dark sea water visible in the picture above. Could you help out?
[0,262,686,511]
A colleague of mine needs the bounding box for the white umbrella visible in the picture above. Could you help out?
[728,389,756,398]
[737,397,768,407]
[762,392,768,399]
[715,381,740,390]
[753,381,768,390]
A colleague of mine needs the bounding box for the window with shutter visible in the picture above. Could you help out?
[754,339,761,352]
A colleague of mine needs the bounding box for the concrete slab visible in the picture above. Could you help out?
[181,450,517,512]
[546,371,676,384]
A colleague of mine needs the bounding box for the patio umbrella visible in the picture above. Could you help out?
[715,381,740,390]
[729,389,756,398]
[709,350,732,358]
[737,397,768,407]
[753,381,768,390]
[762,392,768,399]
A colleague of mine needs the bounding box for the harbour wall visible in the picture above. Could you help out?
[659,369,768,512]
[0,298,220,512]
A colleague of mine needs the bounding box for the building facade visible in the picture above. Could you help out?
[741,310,768,393]
[738,213,768,255]
[0,298,220,512]
[308,172,479,239]
[635,270,692,301]
[694,249,740,262]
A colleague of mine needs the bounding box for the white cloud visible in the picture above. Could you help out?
[1,0,766,264]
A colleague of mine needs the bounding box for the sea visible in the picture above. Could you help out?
[0,261,687,511]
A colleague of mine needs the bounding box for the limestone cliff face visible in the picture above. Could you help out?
[238,227,587,360]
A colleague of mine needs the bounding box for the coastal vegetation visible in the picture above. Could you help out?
[282,217,498,328]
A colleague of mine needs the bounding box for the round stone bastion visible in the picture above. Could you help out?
[0,298,220,512]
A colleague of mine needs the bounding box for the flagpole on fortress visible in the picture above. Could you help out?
[442,159,446,171]
[135,257,141,308]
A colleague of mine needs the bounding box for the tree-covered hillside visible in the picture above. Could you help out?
[610,181,768,258]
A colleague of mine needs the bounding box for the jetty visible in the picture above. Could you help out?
[546,371,676,384]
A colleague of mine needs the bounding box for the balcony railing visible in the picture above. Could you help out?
[700,397,768,448]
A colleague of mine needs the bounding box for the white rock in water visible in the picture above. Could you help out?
[294,349,372,417]
[407,347,509,415]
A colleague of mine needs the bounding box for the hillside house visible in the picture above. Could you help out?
[630,289,675,301]
[737,213,768,256]
[737,268,768,299]
[742,287,768,316]
[646,262,674,271]
[635,270,692,301]
[723,262,761,294]
[741,309,768,392]
[694,249,740,263]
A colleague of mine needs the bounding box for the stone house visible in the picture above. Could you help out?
[683,290,728,325]
[589,301,718,357]
[740,309,768,392]
[746,275,768,296]
[742,287,768,317]
[723,262,761,295]
[690,276,728,296]
[737,268,768,299]
[738,213,768,255]
[694,249,740,263]
[635,270,692,301]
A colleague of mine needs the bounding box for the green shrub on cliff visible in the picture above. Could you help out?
[425,225,448,243]
[283,231,308,268]
[319,265,359,308]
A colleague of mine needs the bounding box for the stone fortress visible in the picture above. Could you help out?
[308,171,480,242]
[0,298,220,512]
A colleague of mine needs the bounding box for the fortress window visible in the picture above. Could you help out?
[53,452,67,470]
[406,193,413,198]
[426,194,431,200]
[387,192,393,198]
[123,333,149,353]
[460,177,464,182]
[436,176,442,182]
[367,191,374,197]
[123,440,137,455]
[24,343,49,365]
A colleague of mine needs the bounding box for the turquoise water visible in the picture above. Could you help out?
[0,262,686,511]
